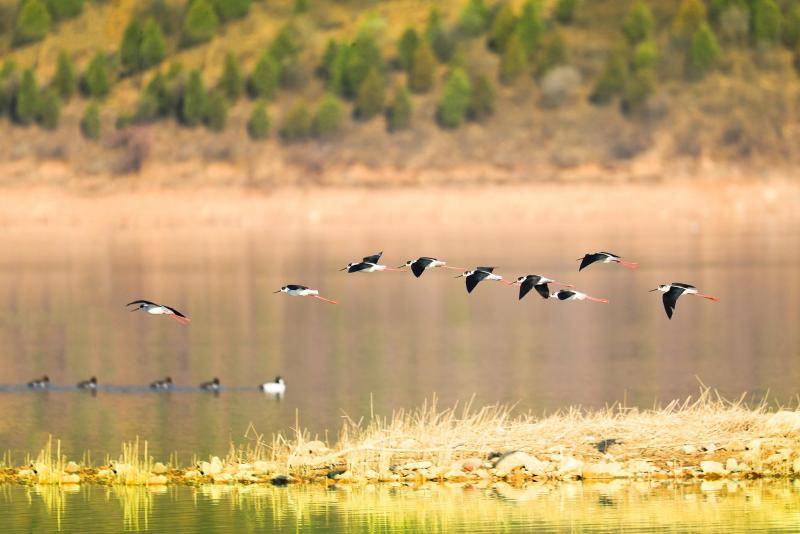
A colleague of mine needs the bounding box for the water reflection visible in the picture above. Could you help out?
[1,480,800,533]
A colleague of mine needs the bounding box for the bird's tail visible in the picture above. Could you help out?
[616,260,639,269]
[170,315,191,325]
[313,295,339,304]
[587,296,610,303]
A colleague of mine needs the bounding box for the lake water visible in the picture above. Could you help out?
[0,188,798,462]
[1,480,799,532]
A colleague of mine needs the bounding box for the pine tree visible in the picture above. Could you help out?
[13,69,39,125]
[752,0,782,44]
[140,18,167,69]
[436,67,472,129]
[0,61,18,117]
[81,53,110,98]
[44,0,83,21]
[143,72,170,118]
[426,8,455,62]
[52,50,76,100]
[293,0,309,13]
[622,1,655,45]
[621,67,656,114]
[36,88,60,129]
[318,39,339,80]
[204,89,227,131]
[786,5,800,49]
[354,68,385,120]
[182,0,219,47]
[270,23,302,63]
[312,93,344,137]
[467,73,495,121]
[398,27,420,71]
[80,102,101,140]
[279,101,311,141]
[536,31,567,78]
[488,2,518,53]
[386,84,412,132]
[554,0,580,25]
[248,51,280,99]
[517,0,544,57]
[458,0,490,37]
[673,0,708,41]
[686,22,722,79]
[120,19,143,72]
[499,33,527,85]
[218,52,243,102]
[180,69,206,126]
[408,40,436,93]
[589,51,628,105]
[211,0,250,21]
[342,34,383,99]
[247,101,271,139]
[633,40,658,70]
[14,0,52,45]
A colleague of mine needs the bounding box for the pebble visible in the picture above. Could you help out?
[61,474,80,485]
[200,457,223,476]
[792,457,800,474]
[253,461,273,474]
[152,462,168,475]
[725,458,739,472]
[700,461,726,476]
[147,475,168,485]
[681,444,697,454]
[583,461,627,479]
[64,461,81,474]
[627,460,657,474]
[444,469,468,481]
[557,456,584,478]
[494,451,533,477]
[461,457,483,472]
[400,461,432,471]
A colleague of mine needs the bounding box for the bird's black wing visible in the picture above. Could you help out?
[286,284,308,291]
[476,266,495,273]
[519,278,534,300]
[466,272,489,293]
[662,286,686,319]
[557,290,575,300]
[347,262,370,273]
[410,259,429,278]
[127,299,156,306]
[164,306,188,318]
[578,254,602,271]
[362,252,383,264]
[534,283,551,299]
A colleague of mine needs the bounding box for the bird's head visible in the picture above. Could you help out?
[397,260,413,268]
[454,270,473,278]
[340,263,354,271]
[511,276,527,285]
[649,285,669,293]
[165,376,172,383]
[274,286,288,294]
[275,376,284,384]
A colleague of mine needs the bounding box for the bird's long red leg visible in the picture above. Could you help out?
[587,296,610,303]
[442,266,467,271]
[617,260,639,269]
[312,295,339,304]
[383,267,405,272]
[696,293,719,301]
[552,281,576,288]
[170,315,191,325]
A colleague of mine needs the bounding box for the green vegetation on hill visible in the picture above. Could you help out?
[0,0,799,170]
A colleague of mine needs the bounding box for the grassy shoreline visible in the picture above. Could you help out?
[4,389,800,487]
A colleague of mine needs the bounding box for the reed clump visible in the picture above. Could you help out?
[4,389,800,486]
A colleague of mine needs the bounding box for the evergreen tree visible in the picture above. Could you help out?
[408,40,436,93]
[36,88,60,129]
[517,0,545,57]
[204,89,227,131]
[319,39,339,79]
[426,8,455,62]
[633,40,658,70]
[13,69,39,125]
[488,2,518,53]
[785,5,800,49]
[436,67,472,129]
[686,22,722,79]
[120,19,143,72]
[499,33,527,85]
[180,69,206,126]
[218,52,243,102]
[589,51,628,105]
[398,27,420,71]
[342,34,383,99]
[80,102,101,140]
[621,67,656,114]
[52,50,76,100]
[44,0,83,21]
[312,93,344,137]
[554,0,580,25]
[622,1,655,45]
[0,61,18,117]
[247,101,271,139]
[81,52,111,98]
[279,101,311,141]
[248,51,280,99]
[354,68,385,120]
[673,0,708,41]
[752,0,782,44]
[143,72,171,118]
[467,73,495,121]
[458,0,490,37]
[182,0,219,47]
[386,84,412,132]
[536,31,567,77]
[211,0,250,21]
[14,0,52,45]
[270,23,303,63]
[140,18,167,69]
[293,0,309,13]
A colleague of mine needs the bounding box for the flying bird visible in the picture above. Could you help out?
[127,300,191,325]
[274,285,338,304]
[455,267,511,294]
[27,375,49,389]
[510,275,575,300]
[341,252,401,273]
[550,289,609,303]
[199,377,220,392]
[650,282,719,319]
[577,252,638,271]
[150,376,173,390]
[398,257,465,278]
[260,376,286,395]
[77,376,97,390]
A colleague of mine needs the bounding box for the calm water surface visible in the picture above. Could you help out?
[1,480,799,533]
[0,215,798,460]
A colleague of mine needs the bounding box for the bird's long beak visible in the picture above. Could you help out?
[454,274,464,278]
[396,265,407,269]
[130,308,139,312]
[273,290,281,293]
[648,288,659,292]
[509,280,519,285]
[339,267,347,271]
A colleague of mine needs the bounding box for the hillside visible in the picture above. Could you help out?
[1,0,800,187]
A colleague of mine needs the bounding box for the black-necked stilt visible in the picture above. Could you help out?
[650,282,719,319]
[550,289,609,303]
[77,376,97,390]
[398,257,465,278]
[259,376,286,395]
[274,285,338,304]
[455,267,511,294]
[127,300,191,325]
[341,252,401,273]
[200,377,220,392]
[578,252,638,271]
[150,376,173,390]
[510,275,575,300]
[27,375,49,389]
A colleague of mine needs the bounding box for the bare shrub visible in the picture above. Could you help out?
[539,65,581,108]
